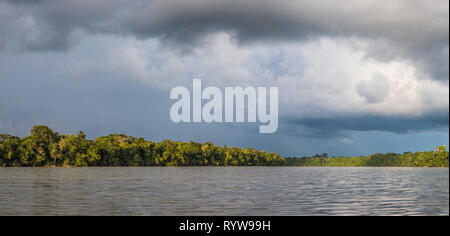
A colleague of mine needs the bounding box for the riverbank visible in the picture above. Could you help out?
[1,125,448,167]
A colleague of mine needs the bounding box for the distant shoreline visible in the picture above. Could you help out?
[1,125,448,168]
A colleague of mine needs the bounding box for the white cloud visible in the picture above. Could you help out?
[275,38,449,118]
[50,34,449,121]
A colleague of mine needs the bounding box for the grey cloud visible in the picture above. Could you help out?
[127,0,448,81]
[0,0,448,80]
[285,113,449,139]
[0,0,127,51]
[126,0,448,45]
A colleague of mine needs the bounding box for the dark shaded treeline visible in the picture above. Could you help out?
[286,147,449,167]
[0,125,286,167]
[1,125,448,167]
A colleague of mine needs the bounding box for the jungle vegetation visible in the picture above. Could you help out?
[0,125,448,167]
[286,147,449,167]
[0,125,285,167]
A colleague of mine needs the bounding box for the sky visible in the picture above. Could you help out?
[0,0,448,157]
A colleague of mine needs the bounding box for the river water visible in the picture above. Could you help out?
[0,167,448,215]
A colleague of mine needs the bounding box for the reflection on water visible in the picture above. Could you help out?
[0,167,448,215]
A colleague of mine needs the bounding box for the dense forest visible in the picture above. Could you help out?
[0,125,286,167]
[287,147,449,167]
[0,125,448,167]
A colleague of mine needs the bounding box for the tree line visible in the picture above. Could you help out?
[0,125,286,167]
[1,125,448,167]
[287,146,449,167]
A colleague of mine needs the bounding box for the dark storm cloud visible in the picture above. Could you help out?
[125,0,449,80]
[125,1,324,45]
[0,0,448,80]
[285,113,449,138]
[0,0,127,51]
[2,0,447,49]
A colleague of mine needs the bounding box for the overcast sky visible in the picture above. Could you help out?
[0,0,448,156]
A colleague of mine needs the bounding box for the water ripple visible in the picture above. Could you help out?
[0,167,448,215]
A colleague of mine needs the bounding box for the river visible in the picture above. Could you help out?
[0,167,448,215]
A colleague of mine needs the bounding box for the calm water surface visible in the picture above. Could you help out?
[0,167,448,215]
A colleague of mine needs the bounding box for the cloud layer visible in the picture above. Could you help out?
[1,0,448,79]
